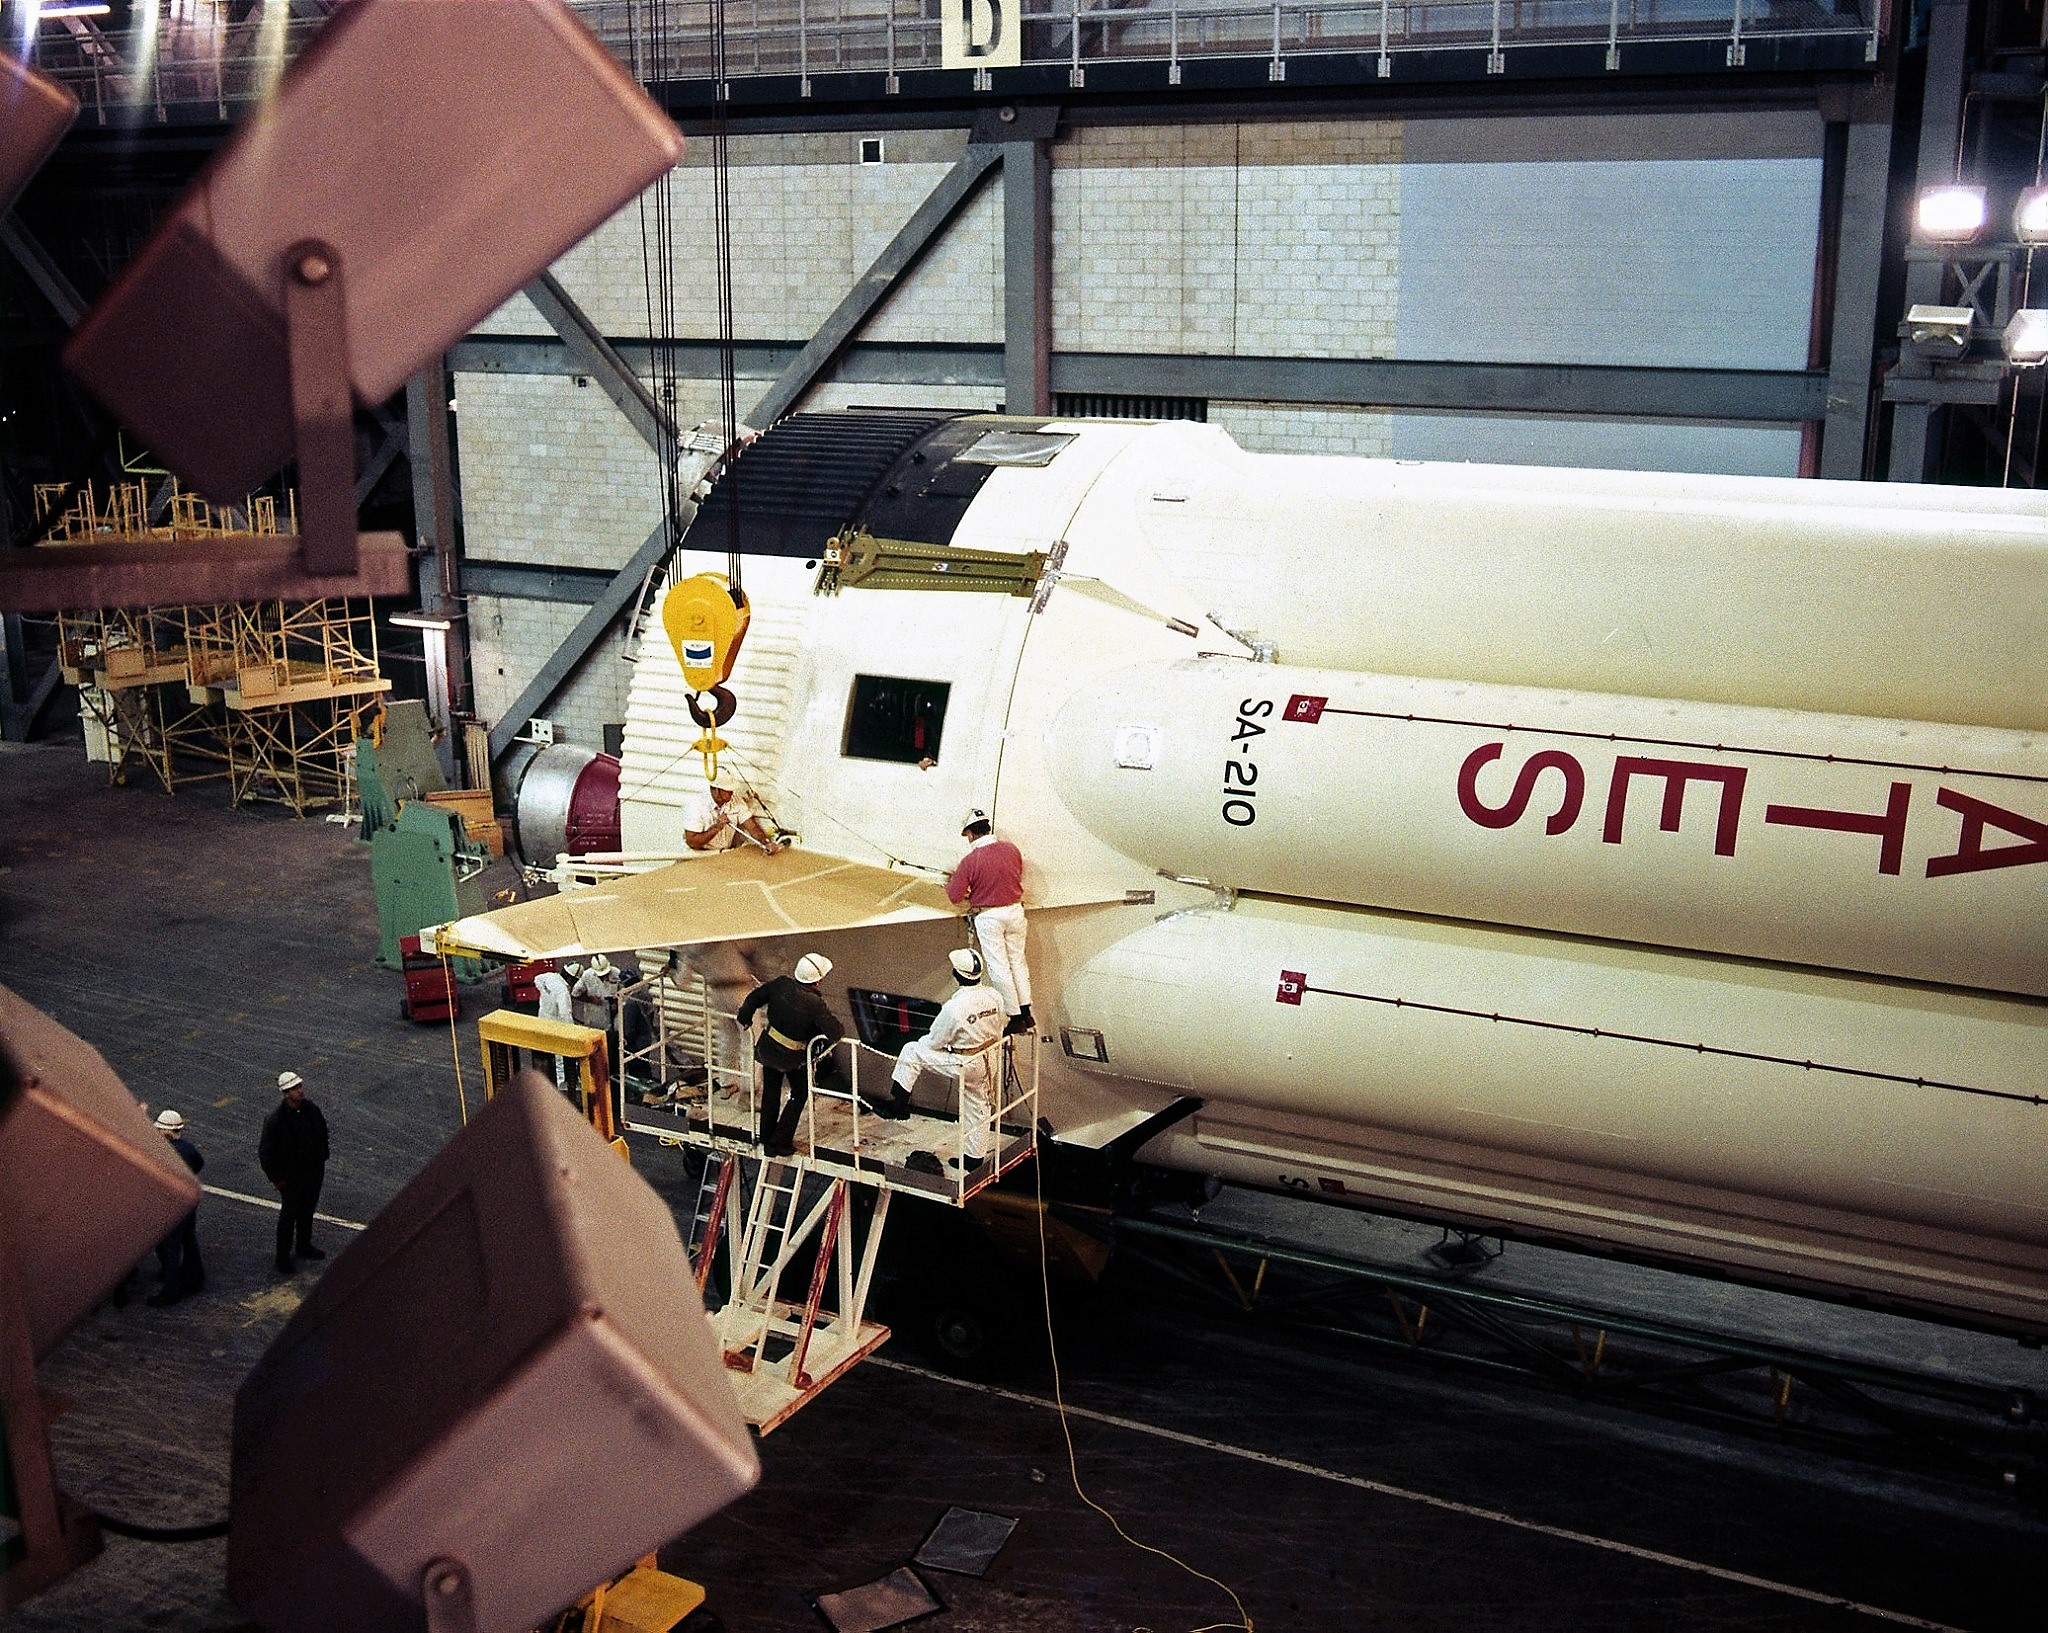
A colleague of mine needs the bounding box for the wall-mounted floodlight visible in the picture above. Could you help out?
[1915,184,1988,243]
[390,608,459,631]
[1905,303,1976,359]
[2004,309,2048,364]
[2015,185,2048,245]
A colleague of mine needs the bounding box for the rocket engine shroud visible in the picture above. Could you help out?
[619,412,2048,1336]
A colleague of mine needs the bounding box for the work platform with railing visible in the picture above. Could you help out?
[25,0,1883,128]
[469,962,1039,1434]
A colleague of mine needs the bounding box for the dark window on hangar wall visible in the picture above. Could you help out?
[844,675,950,763]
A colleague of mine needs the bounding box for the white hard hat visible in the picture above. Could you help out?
[947,947,983,982]
[276,1070,305,1093]
[793,953,832,984]
[587,953,613,976]
[961,807,991,834]
[155,1108,185,1134]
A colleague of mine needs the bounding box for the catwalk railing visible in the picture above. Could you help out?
[27,0,1883,125]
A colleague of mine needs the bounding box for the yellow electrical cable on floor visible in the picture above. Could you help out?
[1031,1156,1254,1633]
[439,945,468,1124]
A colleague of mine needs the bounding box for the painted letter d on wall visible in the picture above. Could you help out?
[942,0,1020,67]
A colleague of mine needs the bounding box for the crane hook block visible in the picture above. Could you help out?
[662,573,750,694]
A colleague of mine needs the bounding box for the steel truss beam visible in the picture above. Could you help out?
[452,334,1821,424]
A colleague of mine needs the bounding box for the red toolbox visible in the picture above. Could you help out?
[503,958,551,1009]
[399,933,459,1024]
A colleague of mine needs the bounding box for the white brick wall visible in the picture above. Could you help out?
[452,373,670,571]
[475,130,999,347]
[1053,121,1403,360]
[1211,402,1394,458]
[467,594,635,752]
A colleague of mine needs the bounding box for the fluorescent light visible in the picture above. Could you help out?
[2016,185,2048,245]
[37,4,113,18]
[1905,303,1975,359]
[2004,309,2048,364]
[1916,184,1987,244]
[390,608,457,631]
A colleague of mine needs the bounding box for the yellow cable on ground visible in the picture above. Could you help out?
[439,945,468,1124]
[1031,1158,1254,1633]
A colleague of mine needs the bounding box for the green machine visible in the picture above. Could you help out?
[357,705,489,977]
[369,801,490,975]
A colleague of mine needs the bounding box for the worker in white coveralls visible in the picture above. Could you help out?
[683,778,783,853]
[534,963,573,1024]
[534,962,575,1087]
[894,946,1008,1171]
[945,808,1033,1036]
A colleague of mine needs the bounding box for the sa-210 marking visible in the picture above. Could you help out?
[1222,697,1273,827]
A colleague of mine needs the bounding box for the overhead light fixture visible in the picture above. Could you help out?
[1915,184,1988,244]
[390,607,458,631]
[1904,303,1976,359]
[2004,309,2048,364]
[36,3,113,17]
[2015,185,2048,245]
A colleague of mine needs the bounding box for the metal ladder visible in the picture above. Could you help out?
[685,1153,736,1292]
[724,1158,809,1369]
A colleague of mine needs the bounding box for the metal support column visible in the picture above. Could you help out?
[1002,108,1058,418]
[406,359,468,780]
[1817,89,1896,480]
[1887,0,1972,482]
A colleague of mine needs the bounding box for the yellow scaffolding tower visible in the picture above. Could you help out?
[38,482,386,815]
[185,597,390,816]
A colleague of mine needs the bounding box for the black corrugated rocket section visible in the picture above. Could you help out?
[681,409,1044,560]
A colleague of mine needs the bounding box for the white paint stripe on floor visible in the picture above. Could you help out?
[869,1356,1966,1633]
[201,1183,367,1232]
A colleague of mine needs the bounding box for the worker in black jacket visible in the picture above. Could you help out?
[260,1070,330,1274]
[148,1108,206,1306]
[735,953,845,1156]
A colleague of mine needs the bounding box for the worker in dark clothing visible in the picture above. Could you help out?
[148,1108,205,1307]
[261,1070,330,1274]
[735,953,845,1156]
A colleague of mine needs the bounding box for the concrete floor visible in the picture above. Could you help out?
[3,737,2045,1633]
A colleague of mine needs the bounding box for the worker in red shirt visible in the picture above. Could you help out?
[945,808,1034,1037]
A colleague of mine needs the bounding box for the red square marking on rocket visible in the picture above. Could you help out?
[1276,970,1307,1005]
[1284,694,1326,723]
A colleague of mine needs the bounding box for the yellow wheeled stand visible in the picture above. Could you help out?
[476,1009,627,1161]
